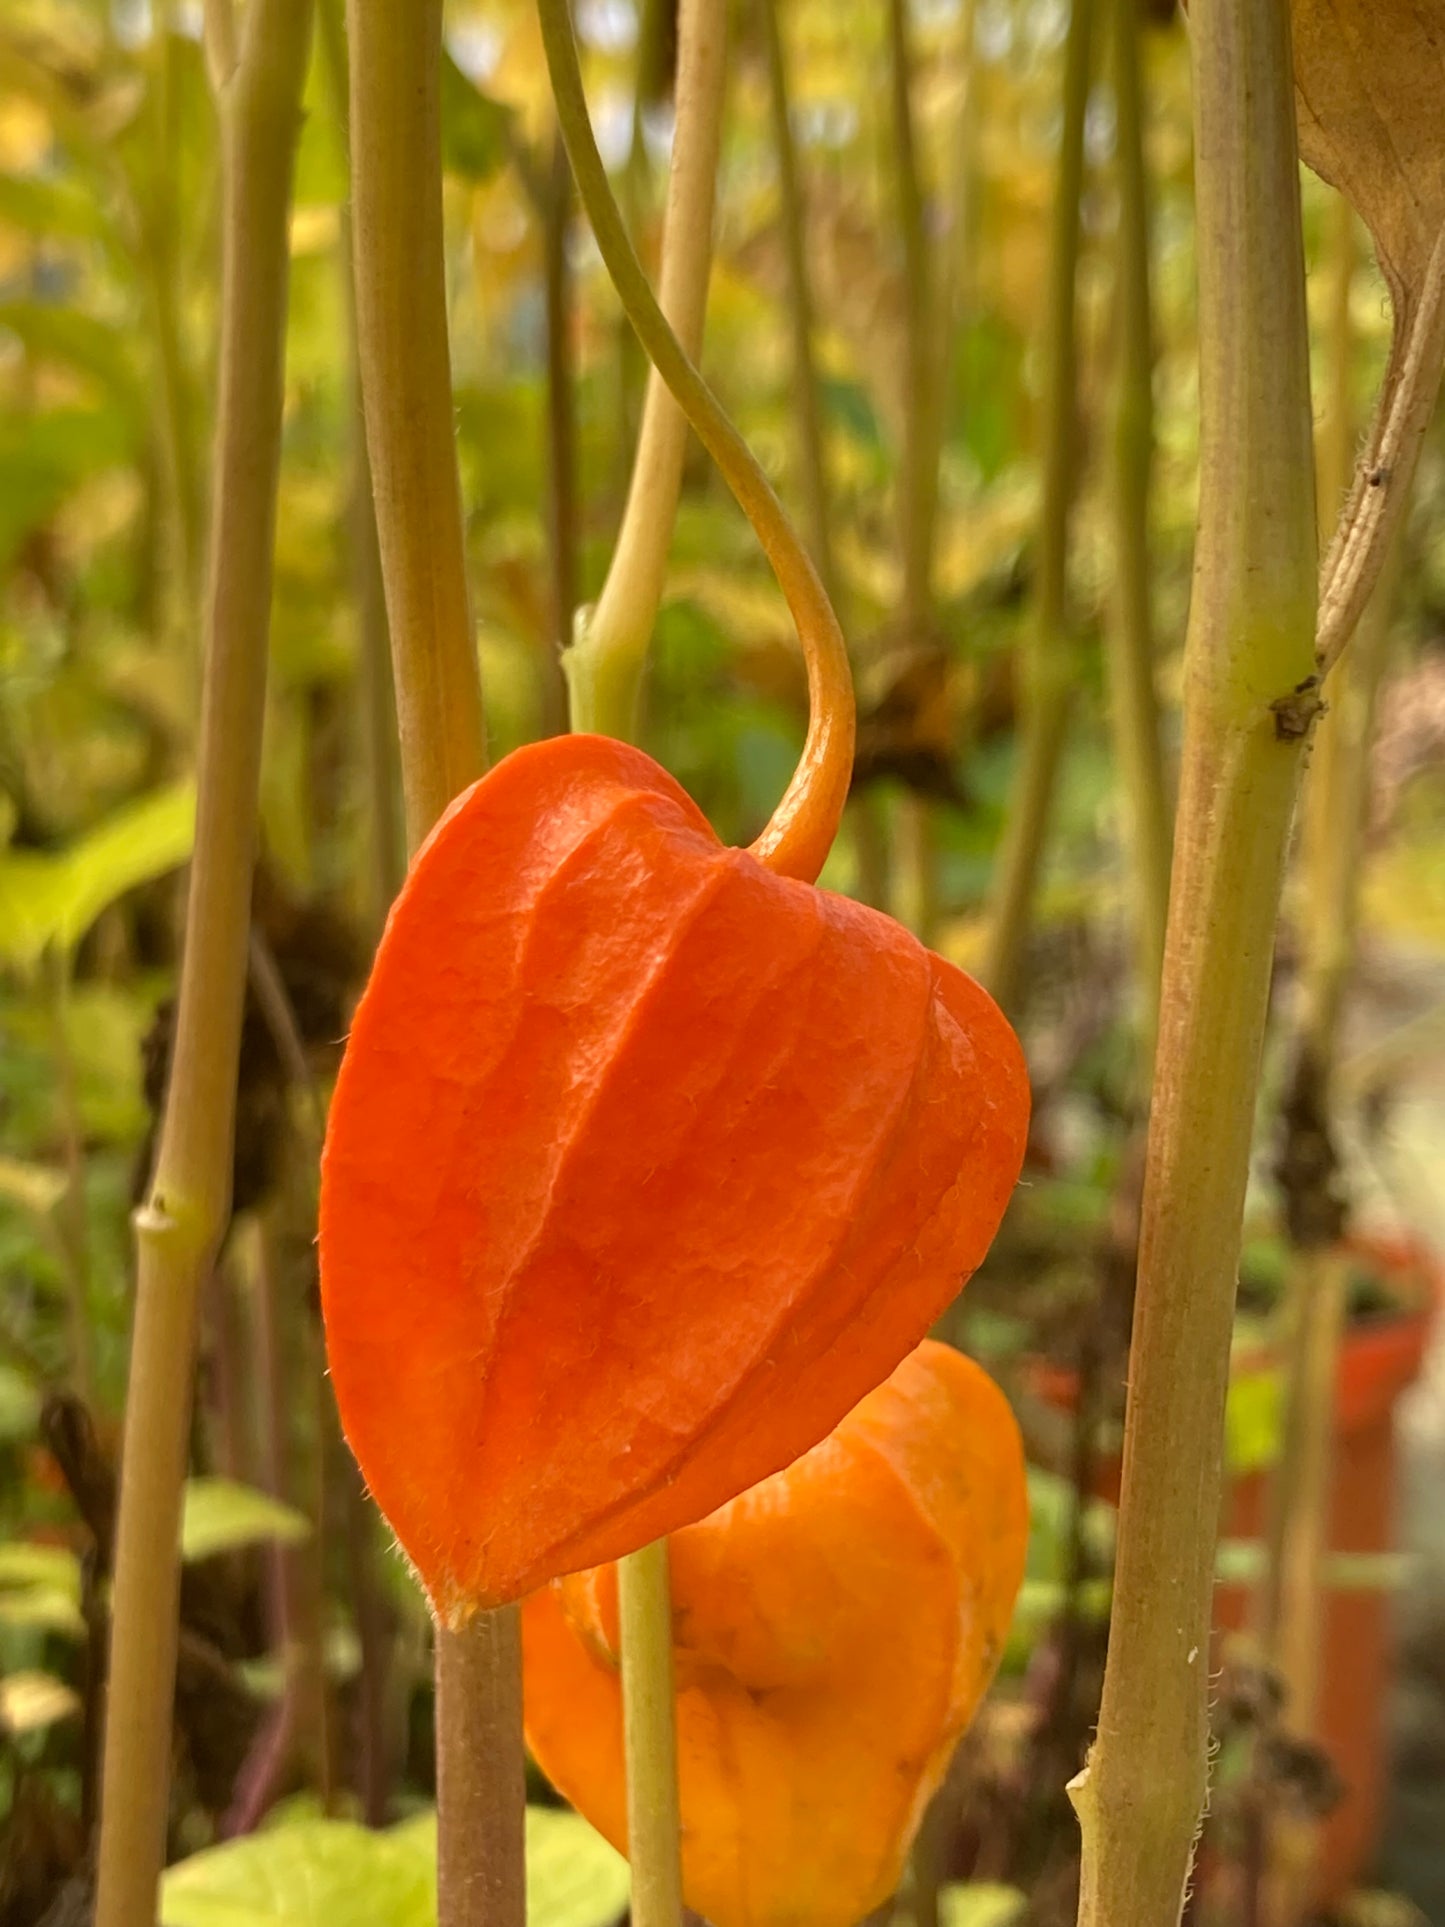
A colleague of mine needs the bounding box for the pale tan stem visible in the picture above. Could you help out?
[347,0,487,846]
[619,1540,684,1927]
[94,8,313,1926]
[567,0,729,741]
[1070,2,1320,1922]
[346,7,520,1925]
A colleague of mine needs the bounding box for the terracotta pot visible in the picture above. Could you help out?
[1030,1234,1438,1904]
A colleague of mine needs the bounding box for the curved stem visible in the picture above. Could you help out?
[539,0,854,885]
[94,8,314,1925]
[981,0,1096,1011]
[567,0,729,742]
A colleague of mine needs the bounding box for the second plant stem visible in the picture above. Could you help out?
[345,5,517,1926]
[93,7,314,1926]
[1070,1,1321,1923]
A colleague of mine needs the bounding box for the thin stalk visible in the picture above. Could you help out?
[1068,2,1320,1922]
[760,0,839,611]
[563,10,727,1914]
[566,0,730,742]
[981,0,1096,1012]
[938,0,981,355]
[347,6,520,1921]
[141,3,203,688]
[93,6,314,1925]
[47,950,97,1404]
[1262,563,1401,1926]
[1105,0,1172,1047]
[543,130,579,738]
[886,0,938,637]
[618,1540,684,1927]
[540,0,855,884]
[346,0,488,849]
[315,0,404,924]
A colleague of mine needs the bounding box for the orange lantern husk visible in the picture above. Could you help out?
[522,1340,1030,1927]
[319,734,1029,1621]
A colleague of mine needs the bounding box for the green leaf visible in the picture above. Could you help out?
[0,1670,80,1736]
[160,1821,434,1927]
[0,404,136,574]
[938,1883,1028,1927]
[1215,1539,1415,1592]
[1225,1368,1283,1476]
[0,1362,42,1444]
[0,172,109,244]
[160,1808,629,1927]
[0,1153,67,1216]
[0,302,142,418]
[0,781,195,970]
[181,1480,311,1564]
[524,1807,631,1927]
[440,54,514,180]
[0,1542,84,1639]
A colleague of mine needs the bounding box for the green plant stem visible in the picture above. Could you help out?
[564,10,727,1910]
[316,0,404,925]
[886,0,938,637]
[346,0,487,848]
[1105,0,1171,1049]
[540,0,854,885]
[47,950,96,1404]
[566,0,729,741]
[618,1540,684,1927]
[93,7,313,1925]
[760,0,839,614]
[543,130,579,737]
[346,5,521,1923]
[1068,2,1320,1922]
[981,0,1095,1012]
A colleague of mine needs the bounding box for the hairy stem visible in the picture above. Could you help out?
[93,8,313,1925]
[347,0,487,846]
[435,1611,527,1927]
[566,0,729,741]
[981,0,1096,1011]
[619,1540,684,1927]
[540,0,854,883]
[1069,3,1320,1922]
[1105,0,1172,1046]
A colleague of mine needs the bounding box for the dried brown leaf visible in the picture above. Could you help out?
[1289,0,1445,668]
